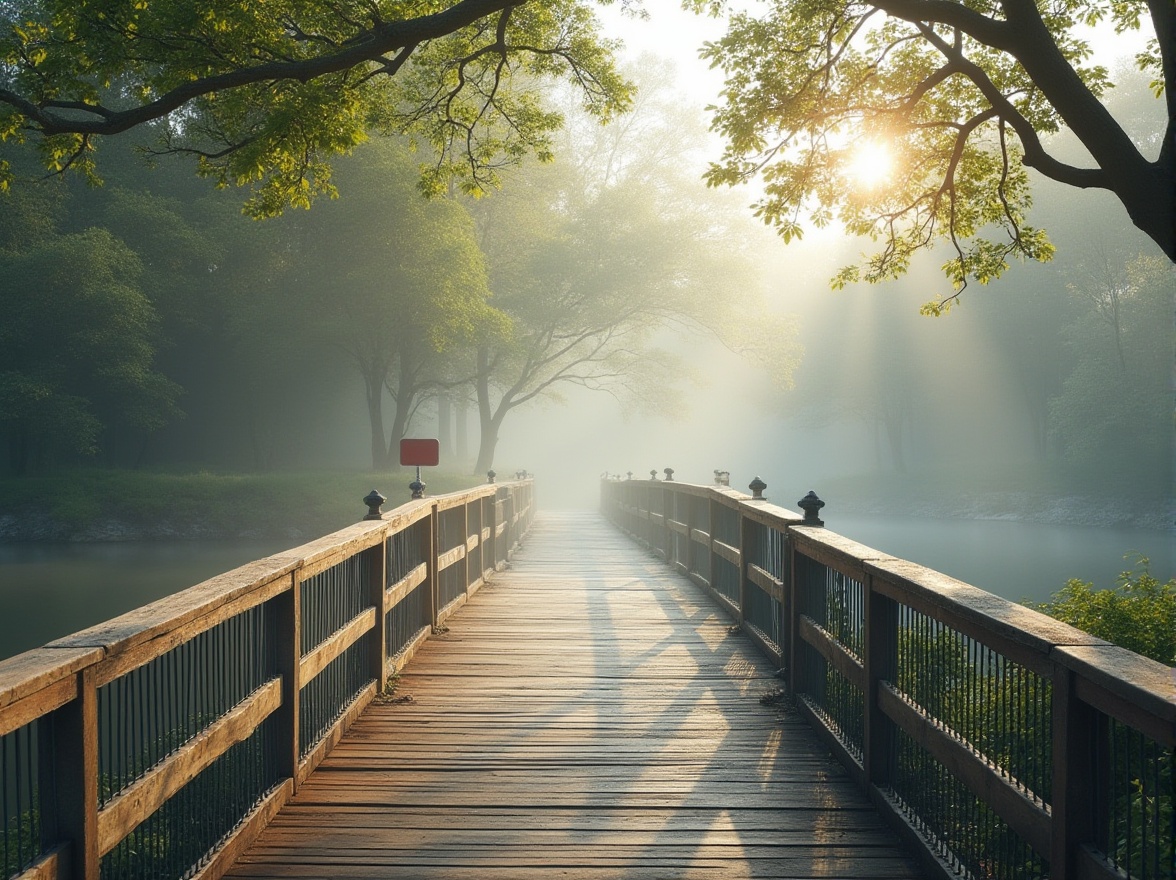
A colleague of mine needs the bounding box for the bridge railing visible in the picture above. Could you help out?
[602,477,1175,880]
[0,479,534,880]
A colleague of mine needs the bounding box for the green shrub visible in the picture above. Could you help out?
[1032,557,1176,665]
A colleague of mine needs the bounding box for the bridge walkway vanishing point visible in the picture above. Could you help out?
[224,511,926,880]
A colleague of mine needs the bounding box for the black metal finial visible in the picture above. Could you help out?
[714,470,730,486]
[487,470,496,484]
[650,469,658,481]
[409,477,426,500]
[627,471,633,480]
[363,489,386,520]
[749,476,767,500]
[663,468,674,481]
[798,491,825,526]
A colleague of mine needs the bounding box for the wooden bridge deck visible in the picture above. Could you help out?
[224,511,926,880]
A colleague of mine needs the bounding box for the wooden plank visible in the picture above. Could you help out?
[747,562,784,603]
[877,683,1051,859]
[0,646,102,711]
[94,574,294,688]
[293,523,387,582]
[667,519,688,536]
[1056,644,1176,745]
[738,500,804,531]
[712,539,740,566]
[0,675,75,738]
[386,563,427,609]
[223,511,923,880]
[48,557,302,664]
[299,609,377,685]
[98,677,283,857]
[437,543,467,572]
[386,626,430,675]
[10,845,66,880]
[435,487,496,512]
[296,682,376,787]
[689,527,710,546]
[791,529,890,584]
[191,779,294,880]
[54,666,99,880]
[799,614,865,690]
[868,557,1107,677]
[1076,844,1122,880]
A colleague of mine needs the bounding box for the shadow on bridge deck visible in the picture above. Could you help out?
[224,511,926,880]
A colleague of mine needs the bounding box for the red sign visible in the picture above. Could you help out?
[399,438,440,467]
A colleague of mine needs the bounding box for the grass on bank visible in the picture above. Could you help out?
[0,468,492,539]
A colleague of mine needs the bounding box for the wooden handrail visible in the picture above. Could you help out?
[601,477,1175,880]
[0,479,535,880]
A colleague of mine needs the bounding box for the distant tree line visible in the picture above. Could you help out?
[0,66,793,476]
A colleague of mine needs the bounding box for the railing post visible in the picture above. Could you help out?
[52,666,99,880]
[660,484,671,561]
[784,533,801,699]
[462,499,472,595]
[1051,665,1104,876]
[488,489,498,570]
[684,486,694,576]
[272,571,301,787]
[863,574,897,789]
[425,504,439,629]
[708,497,719,602]
[367,535,389,689]
[736,510,752,628]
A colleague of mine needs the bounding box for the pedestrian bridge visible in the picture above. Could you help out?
[1,478,1172,880]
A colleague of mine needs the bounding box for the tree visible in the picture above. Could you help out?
[700,0,1175,308]
[466,66,798,473]
[0,227,181,473]
[0,0,631,214]
[1033,558,1176,666]
[257,139,500,470]
[1047,254,1172,483]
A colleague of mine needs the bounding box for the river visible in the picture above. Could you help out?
[0,538,291,662]
[0,514,1171,662]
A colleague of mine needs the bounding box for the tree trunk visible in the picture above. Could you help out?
[473,346,502,474]
[387,366,416,474]
[438,394,453,459]
[456,398,469,462]
[364,370,388,470]
[474,413,504,475]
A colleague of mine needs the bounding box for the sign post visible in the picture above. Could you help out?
[399,438,440,499]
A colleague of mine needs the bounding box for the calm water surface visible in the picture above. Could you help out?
[832,513,1174,606]
[0,514,1171,662]
[0,538,292,661]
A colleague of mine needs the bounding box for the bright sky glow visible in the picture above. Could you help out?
[846,141,893,189]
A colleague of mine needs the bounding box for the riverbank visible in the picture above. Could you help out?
[0,469,487,543]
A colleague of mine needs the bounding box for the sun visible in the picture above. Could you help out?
[846,141,894,189]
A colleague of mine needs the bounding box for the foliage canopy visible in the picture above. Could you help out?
[0,0,632,214]
[699,0,1175,309]
[1033,557,1176,665]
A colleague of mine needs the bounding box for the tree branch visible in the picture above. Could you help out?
[1,0,527,137]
